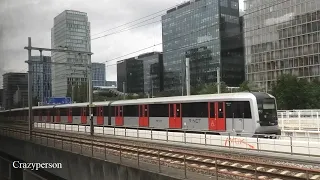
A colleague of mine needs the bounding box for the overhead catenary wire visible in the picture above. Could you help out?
[90,2,187,37]
[16,0,294,79]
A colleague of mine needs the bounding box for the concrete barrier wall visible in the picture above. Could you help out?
[34,123,320,156]
[0,135,183,180]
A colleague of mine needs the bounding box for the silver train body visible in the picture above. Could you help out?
[0,92,281,137]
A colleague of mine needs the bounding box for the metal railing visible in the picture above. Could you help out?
[33,122,320,157]
[278,110,320,131]
[1,127,319,180]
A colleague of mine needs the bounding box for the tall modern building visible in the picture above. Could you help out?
[2,73,28,109]
[162,0,244,94]
[31,56,52,102]
[117,57,144,94]
[244,0,320,90]
[92,63,106,87]
[117,52,164,95]
[51,10,91,97]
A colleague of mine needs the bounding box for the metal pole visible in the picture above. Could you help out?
[185,58,190,96]
[217,67,220,94]
[71,84,74,103]
[88,55,94,136]
[27,37,33,140]
[123,82,126,99]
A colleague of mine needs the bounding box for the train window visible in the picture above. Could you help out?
[182,102,208,117]
[123,105,138,117]
[103,106,109,116]
[226,102,233,118]
[119,106,123,117]
[169,104,174,117]
[218,102,224,118]
[111,106,115,116]
[93,107,99,116]
[243,102,251,118]
[33,109,38,116]
[72,107,81,116]
[149,104,169,117]
[225,101,252,118]
[176,104,181,117]
[60,108,67,116]
[210,103,215,118]
[139,105,144,116]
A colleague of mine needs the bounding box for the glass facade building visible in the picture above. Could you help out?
[2,73,28,109]
[51,10,91,97]
[92,63,106,87]
[117,57,144,94]
[244,0,320,90]
[117,52,164,95]
[31,56,52,102]
[162,0,244,94]
[139,52,164,95]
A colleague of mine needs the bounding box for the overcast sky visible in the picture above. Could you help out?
[0,0,244,87]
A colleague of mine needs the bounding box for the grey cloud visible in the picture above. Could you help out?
[0,0,243,86]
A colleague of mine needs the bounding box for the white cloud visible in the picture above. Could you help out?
[0,0,244,87]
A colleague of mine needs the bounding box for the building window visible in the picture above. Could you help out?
[220,0,228,7]
[231,1,238,9]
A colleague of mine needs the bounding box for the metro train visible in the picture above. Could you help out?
[0,92,281,137]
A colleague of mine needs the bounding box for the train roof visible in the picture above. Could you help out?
[0,92,274,111]
[111,92,270,106]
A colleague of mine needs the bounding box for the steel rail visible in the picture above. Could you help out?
[1,123,320,166]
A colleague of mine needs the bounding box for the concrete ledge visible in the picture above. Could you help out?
[0,135,217,180]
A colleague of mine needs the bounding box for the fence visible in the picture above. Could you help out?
[34,122,320,157]
[278,110,320,131]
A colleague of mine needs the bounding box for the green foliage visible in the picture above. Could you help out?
[271,74,320,110]
[196,82,228,95]
[239,81,262,92]
[66,84,72,98]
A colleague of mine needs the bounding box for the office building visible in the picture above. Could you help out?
[31,56,52,102]
[244,0,320,90]
[117,52,164,95]
[51,10,91,97]
[2,73,28,109]
[162,0,244,94]
[139,52,164,95]
[92,63,106,87]
[117,57,144,94]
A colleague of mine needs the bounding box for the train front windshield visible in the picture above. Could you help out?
[258,98,278,126]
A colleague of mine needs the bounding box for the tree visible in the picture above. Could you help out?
[66,84,72,98]
[73,84,79,103]
[239,81,262,92]
[78,82,87,103]
[197,82,228,95]
[271,74,311,109]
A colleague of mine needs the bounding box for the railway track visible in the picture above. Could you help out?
[1,126,319,180]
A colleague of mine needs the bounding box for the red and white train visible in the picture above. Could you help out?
[0,92,281,137]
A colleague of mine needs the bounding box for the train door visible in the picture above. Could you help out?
[81,107,87,124]
[55,109,61,123]
[97,106,104,125]
[208,102,217,130]
[216,102,226,131]
[67,108,72,123]
[139,105,149,127]
[169,104,182,129]
[115,106,123,126]
[209,102,226,131]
